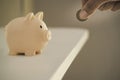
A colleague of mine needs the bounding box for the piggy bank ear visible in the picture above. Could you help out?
[35,12,44,20]
[25,12,34,20]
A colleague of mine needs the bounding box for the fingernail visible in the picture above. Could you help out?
[80,10,88,19]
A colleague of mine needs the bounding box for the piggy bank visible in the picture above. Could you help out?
[5,12,51,56]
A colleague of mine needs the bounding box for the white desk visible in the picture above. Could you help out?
[0,27,89,80]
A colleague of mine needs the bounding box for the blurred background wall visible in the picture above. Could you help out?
[0,0,120,80]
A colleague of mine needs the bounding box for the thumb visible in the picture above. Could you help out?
[111,1,120,11]
[79,0,108,19]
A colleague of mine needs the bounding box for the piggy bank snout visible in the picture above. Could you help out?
[44,30,51,41]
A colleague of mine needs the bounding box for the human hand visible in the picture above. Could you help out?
[76,0,120,21]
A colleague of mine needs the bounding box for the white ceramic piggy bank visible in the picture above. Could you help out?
[5,12,51,56]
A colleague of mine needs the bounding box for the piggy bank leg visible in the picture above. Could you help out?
[9,50,17,56]
[25,50,36,56]
[36,51,40,54]
[36,50,42,54]
[36,50,43,54]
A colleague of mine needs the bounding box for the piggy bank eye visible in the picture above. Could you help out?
[40,25,42,28]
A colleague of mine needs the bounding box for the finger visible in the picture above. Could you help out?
[112,1,120,11]
[81,0,88,7]
[76,9,88,21]
[80,0,108,19]
[76,0,88,21]
[98,1,115,11]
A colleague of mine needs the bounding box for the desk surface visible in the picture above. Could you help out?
[0,27,88,80]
